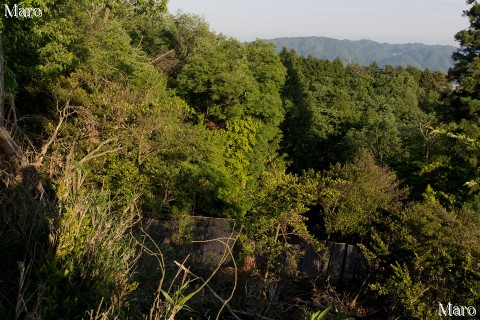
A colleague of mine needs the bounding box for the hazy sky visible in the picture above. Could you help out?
[168,0,470,46]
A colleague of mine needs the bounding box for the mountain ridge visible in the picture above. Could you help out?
[265,36,457,73]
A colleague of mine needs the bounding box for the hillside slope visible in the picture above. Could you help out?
[265,36,456,72]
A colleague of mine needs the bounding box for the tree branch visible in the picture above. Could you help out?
[34,101,75,168]
[151,49,175,65]
[78,137,122,165]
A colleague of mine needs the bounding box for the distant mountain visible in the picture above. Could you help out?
[265,36,457,73]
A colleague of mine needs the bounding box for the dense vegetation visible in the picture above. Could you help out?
[0,0,479,319]
[266,37,456,73]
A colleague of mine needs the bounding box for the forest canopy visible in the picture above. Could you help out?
[0,0,479,319]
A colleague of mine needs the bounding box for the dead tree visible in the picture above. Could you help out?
[0,37,21,175]
[0,127,21,175]
[0,36,5,127]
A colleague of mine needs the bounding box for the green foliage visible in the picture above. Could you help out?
[2,0,480,319]
[435,1,480,206]
[175,35,285,129]
[369,203,480,318]
[176,36,258,121]
[172,29,287,217]
[245,168,318,276]
[280,49,430,171]
[303,306,332,320]
[372,262,431,318]
[214,117,260,217]
[160,280,195,319]
[42,168,138,319]
[163,12,215,64]
[316,151,407,237]
[446,0,480,136]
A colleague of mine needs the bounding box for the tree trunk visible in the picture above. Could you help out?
[0,36,4,127]
[0,127,21,175]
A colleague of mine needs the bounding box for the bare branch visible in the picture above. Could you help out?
[34,101,75,168]
[151,49,175,65]
[78,138,122,165]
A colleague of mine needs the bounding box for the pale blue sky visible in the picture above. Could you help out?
[168,0,469,46]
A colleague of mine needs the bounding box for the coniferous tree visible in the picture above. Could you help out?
[449,0,480,123]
